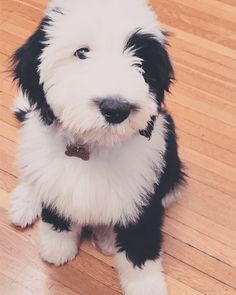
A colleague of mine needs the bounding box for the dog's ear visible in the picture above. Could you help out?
[126,30,174,103]
[11,17,55,125]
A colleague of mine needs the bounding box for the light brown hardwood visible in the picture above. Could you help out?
[0,0,236,294]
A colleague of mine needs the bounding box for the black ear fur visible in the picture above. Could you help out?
[11,17,55,125]
[125,30,174,103]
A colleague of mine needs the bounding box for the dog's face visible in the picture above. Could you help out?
[12,0,173,146]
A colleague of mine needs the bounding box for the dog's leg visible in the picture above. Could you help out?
[9,183,41,228]
[38,205,81,266]
[115,200,167,295]
[115,252,167,295]
[92,225,117,256]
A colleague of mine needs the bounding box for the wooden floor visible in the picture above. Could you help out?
[0,0,236,294]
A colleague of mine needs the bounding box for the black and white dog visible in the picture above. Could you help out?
[9,0,185,294]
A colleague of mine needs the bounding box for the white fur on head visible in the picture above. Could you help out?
[37,0,165,147]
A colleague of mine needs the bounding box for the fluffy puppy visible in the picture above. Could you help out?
[9,0,185,294]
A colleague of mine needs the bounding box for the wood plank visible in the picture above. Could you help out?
[156,0,236,48]
[0,93,15,108]
[170,48,236,84]
[0,188,10,210]
[0,209,121,295]
[164,254,236,295]
[0,136,18,175]
[174,63,236,104]
[174,115,236,155]
[0,273,39,295]
[166,276,204,295]
[166,204,236,249]
[173,0,236,23]
[166,100,236,140]
[173,82,236,123]
[0,169,17,193]
[164,24,236,60]
[186,161,236,198]
[169,35,236,70]
[0,105,18,127]
[0,0,43,24]
[164,234,236,289]
[0,121,18,142]
[180,146,236,184]
[164,216,236,268]
[178,130,236,168]
[178,178,236,231]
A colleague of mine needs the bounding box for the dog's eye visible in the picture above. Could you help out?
[74,47,90,60]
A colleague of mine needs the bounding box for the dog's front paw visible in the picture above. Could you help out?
[123,276,168,295]
[39,222,80,266]
[9,184,41,228]
[92,225,117,256]
[116,253,168,295]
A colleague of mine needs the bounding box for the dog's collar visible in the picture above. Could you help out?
[139,115,157,140]
[65,143,90,161]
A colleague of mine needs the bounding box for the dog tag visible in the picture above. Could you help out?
[65,144,90,161]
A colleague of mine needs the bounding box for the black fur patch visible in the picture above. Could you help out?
[11,17,55,125]
[115,195,164,268]
[41,205,71,232]
[158,111,186,195]
[115,111,186,268]
[14,109,29,123]
[125,30,174,103]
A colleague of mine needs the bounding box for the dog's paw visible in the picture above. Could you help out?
[116,253,168,295]
[39,222,80,266]
[91,235,117,256]
[92,226,117,256]
[123,276,168,295]
[9,184,41,228]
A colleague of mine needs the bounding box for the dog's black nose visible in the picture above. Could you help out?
[99,98,132,124]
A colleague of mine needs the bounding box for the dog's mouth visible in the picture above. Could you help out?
[67,120,156,150]
[56,106,157,148]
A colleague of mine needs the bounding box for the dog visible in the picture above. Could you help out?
[9,0,185,294]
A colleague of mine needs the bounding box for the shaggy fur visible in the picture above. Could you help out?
[9,0,185,294]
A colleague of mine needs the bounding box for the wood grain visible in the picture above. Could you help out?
[0,0,236,294]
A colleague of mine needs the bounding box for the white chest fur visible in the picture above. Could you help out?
[18,112,167,226]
